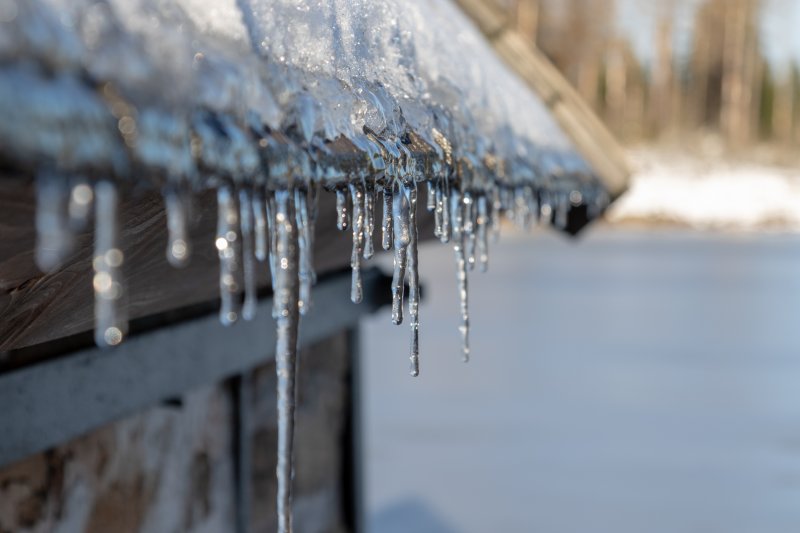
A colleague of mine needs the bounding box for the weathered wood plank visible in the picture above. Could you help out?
[0,179,433,352]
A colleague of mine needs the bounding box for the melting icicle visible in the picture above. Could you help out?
[463,192,477,271]
[93,180,127,348]
[273,188,301,533]
[407,182,421,377]
[307,184,319,285]
[476,195,489,272]
[382,183,393,250]
[164,187,191,268]
[433,183,442,240]
[391,182,410,325]
[349,181,365,303]
[35,172,73,272]
[426,181,436,212]
[490,188,502,243]
[295,187,314,314]
[451,189,470,362]
[253,189,268,262]
[539,190,553,226]
[336,188,348,231]
[556,191,569,229]
[266,191,278,290]
[239,188,258,321]
[363,179,375,260]
[439,180,451,243]
[68,177,93,231]
[514,187,530,229]
[216,186,242,326]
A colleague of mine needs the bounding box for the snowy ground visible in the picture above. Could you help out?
[362,229,800,533]
[606,148,800,231]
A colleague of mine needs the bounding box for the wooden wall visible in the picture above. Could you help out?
[0,331,356,533]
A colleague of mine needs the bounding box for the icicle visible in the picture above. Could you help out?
[253,189,268,262]
[164,187,190,268]
[514,187,529,229]
[407,182,421,377]
[307,184,319,285]
[295,188,314,315]
[93,180,127,347]
[426,180,436,212]
[216,186,242,326]
[439,179,451,243]
[433,183,443,240]
[363,178,375,260]
[477,195,489,272]
[556,191,569,229]
[539,190,553,225]
[349,182,365,303]
[266,190,278,290]
[239,188,258,321]
[336,188,348,231]
[68,177,93,231]
[391,182,410,325]
[464,192,477,271]
[490,187,502,243]
[528,187,540,226]
[382,182,393,250]
[35,172,73,272]
[451,189,470,362]
[273,188,301,533]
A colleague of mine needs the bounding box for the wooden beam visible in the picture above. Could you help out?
[0,268,390,468]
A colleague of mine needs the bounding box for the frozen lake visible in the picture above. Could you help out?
[362,228,800,533]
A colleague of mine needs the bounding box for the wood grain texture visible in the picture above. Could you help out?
[0,179,434,352]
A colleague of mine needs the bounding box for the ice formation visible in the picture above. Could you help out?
[0,0,611,530]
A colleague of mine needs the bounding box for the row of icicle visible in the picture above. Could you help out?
[33,167,606,532]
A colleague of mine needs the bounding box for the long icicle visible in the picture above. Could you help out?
[440,177,451,243]
[406,182,421,376]
[433,182,443,240]
[273,189,300,533]
[391,181,410,325]
[239,188,258,320]
[307,183,318,286]
[349,181,365,303]
[216,186,242,326]
[165,187,191,268]
[68,177,93,232]
[363,178,375,260]
[336,188,348,230]
[253,188,268,262]
[266,190,278,290]
[476,194,490,272]
[426,180,436,212]
[464,192,477,271]
[295,187,314,315]
[93,180,127,347]
[35,171,73,273]
[382,182,393,250]
[451,189,470,362]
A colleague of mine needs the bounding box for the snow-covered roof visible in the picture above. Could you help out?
[0,0,597,187]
